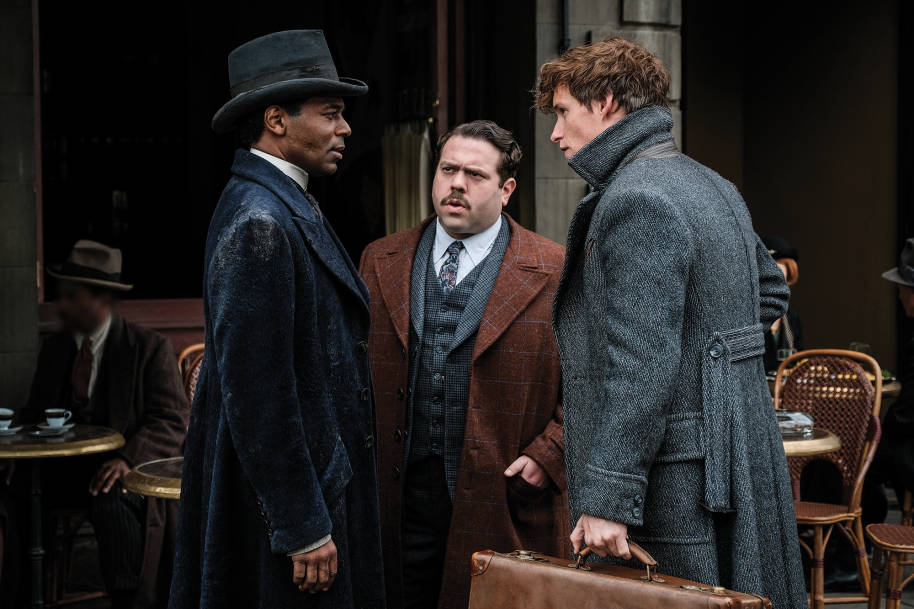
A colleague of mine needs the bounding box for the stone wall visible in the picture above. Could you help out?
[0,0,38,411]
[533,0,682,244]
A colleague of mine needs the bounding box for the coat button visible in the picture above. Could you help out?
[397,387,405,400]
[359,387,371,401]
[357,341,369,354]
[394,429,403,443]
[709,343,724,359]
[632,507,642,519]
[393,466,401,481]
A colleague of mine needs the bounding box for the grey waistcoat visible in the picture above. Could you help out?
[405,219,510,498]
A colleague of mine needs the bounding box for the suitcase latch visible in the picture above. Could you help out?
[510,550,548,563]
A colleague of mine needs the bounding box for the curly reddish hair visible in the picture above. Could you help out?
[534,37,670,114]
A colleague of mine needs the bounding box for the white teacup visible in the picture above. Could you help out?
[44,409,72,428]
[0,408,13,430]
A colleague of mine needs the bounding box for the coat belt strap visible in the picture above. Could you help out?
[702,322,765,512]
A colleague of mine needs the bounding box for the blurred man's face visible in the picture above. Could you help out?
[899,285,914,318]
[431,136,515,239]
[282,97,351,176]
[549,84,627,159]
[57,282,112,334]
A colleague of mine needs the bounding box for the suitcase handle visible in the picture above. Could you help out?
[575,540,660,581]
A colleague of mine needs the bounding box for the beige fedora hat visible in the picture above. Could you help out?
[47,240,133,291]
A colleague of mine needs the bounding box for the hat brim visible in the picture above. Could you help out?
[212,77,369,134]
[47,266,133,291]
[882,267,914,288]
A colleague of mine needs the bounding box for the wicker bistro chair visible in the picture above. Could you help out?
[177,343,205,402]
[773,349,884,609]
[867,524,914,609]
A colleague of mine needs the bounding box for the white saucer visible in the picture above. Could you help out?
[0,427,23,436]
[38,423,75,432]
[30,426,72,437]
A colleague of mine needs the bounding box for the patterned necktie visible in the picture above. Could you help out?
[71,336,93,403]
[439,241,464,295]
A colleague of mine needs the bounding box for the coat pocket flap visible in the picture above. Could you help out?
[654,413,705,463]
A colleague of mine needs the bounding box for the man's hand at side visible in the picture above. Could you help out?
[89,457,130,496]
[570,514,631,559]
[292,539,338,594]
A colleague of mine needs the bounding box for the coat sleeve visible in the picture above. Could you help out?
[577,192,692,527]
[117,335,189,466]
[755,235,790,328]
[209,213,332,555]
[522,404,566,491]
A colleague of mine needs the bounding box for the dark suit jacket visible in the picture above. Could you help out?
[360,213,569,609]
[170,149,385,609]
[23,314,189,607]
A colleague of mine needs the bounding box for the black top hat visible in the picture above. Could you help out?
[882,237,914,288]
[212,30,368,134]
[762,235,799,262]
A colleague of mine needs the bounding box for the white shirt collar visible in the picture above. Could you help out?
[73,313,112,355]
[432,214,503,268]
[250,148,309,192]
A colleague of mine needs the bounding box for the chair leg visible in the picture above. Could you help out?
[903,491,913,527]
[811,525,826,609]
[868,546,885,609]
[852,517,872,595]
[886,552,903,609]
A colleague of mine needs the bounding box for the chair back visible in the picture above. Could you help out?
[773,349,883,511]
[178,343,204,378]
[183,352,204,403]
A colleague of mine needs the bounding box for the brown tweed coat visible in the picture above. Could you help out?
[359,213,569,609]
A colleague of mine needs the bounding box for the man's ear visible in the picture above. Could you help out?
[263,105,287,136]
[598,93,620,121]
[501,177,517,206]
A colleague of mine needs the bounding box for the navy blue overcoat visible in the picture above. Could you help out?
[169,150,385,609]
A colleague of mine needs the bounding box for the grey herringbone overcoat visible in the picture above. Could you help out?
[553,106,806,608]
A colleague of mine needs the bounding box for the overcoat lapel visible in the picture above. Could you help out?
[371,220,430,350]
[473,217,552,360]
[450,220,509,354]
[553,190,601,324]
[408,221,437,342]
[231,149,369,311]
[101,315,136,431]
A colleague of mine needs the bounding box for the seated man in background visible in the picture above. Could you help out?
[864,238,914,525]
[0,240,189,609]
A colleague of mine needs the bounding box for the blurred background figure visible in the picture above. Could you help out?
[864,238,914,525]
[762,236,803,372]
[0,240,189,609]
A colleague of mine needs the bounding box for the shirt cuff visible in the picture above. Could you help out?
[287,535,331,556]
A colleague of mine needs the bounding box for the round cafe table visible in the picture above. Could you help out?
[782,428,841,458]
[123,456,183,500]
[0,424,124,609]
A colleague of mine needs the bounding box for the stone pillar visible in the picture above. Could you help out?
[0,0,39,410]
[533,0,682,244]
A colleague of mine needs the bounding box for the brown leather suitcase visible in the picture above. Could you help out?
[468,544,771,608]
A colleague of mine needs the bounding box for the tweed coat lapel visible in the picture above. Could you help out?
[231,149,368,311]
[371,218,432,349]
[409,221,437,342]
[553,190,601,326]
[450,219,509,354]
[473,215,552,361]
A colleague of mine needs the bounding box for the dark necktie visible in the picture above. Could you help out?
[71,336,93,403]
[290,178,323,221]
[439,241,464,295]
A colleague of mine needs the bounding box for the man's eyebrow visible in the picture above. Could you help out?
[324,102,345,112]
